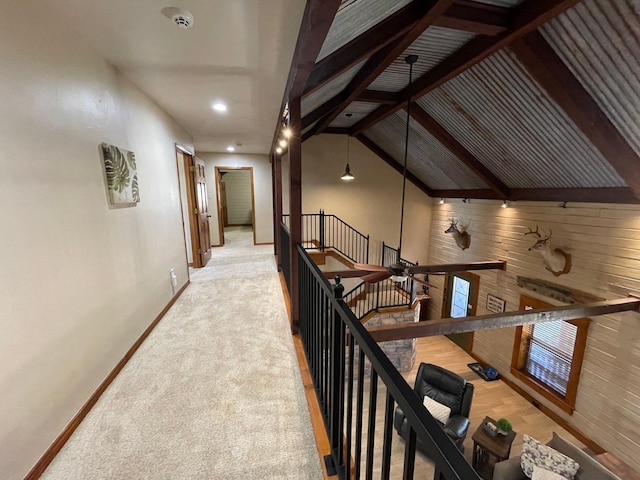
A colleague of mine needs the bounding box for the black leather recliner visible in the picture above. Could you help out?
[394,363,474,455]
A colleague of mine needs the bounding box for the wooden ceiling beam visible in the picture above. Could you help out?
[302,92,345,130]
[323,127,350,135]
[510,31,640,201]
[356,90,400,105]
[355,134,434,197]
[368,297,640,342]
[314,0,457,136]
[304,2,422,96]
[434,1,511,36]
[351,0,583,135]
[271,0,342,155]
[408,104,511,198]
[431,187,640,204]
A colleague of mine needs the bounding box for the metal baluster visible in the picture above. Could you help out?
[381,391,395,480]
[354,347,365,480]
[402,426,416,480]
[365,369,378,480]
[345,333,355,480]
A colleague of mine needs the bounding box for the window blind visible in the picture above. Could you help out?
[524,321,577,396]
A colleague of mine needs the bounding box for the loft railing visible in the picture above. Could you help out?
[282,210,369,264]
[298,245,480,480]
[381,242,418,298]
[342,279,414,320]
[280,222,291,293]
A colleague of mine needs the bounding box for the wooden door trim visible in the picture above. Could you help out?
[214,166,257,245]
[174,145,192,278]
[442,271,480,352]
[184,153,202,268]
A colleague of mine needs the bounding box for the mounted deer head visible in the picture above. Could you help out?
[524,225,571,276]
[445,218,471,250]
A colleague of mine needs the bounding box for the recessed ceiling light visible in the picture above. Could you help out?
[212,102,227,112]
[226,146,235,152]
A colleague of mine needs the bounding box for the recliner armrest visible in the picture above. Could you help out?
[443,414,469,439]
[492,455,526,480]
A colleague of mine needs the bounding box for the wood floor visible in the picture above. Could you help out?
[346,335,583,480]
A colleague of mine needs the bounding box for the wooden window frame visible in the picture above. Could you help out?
[510,295,590,414]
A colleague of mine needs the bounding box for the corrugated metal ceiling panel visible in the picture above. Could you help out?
[329,102,378,128]
[363,111,489,190]
[540,0,640,159]
[369,27,476,93]
[317,0,412,62]
[417,50,626,189]
[301,59,367,117]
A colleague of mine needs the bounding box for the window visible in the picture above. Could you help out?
[511,295,590,414]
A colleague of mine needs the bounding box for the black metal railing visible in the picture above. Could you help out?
[280,222,291,293]
[382,242,419,297]
[283,210,369,264]
[343,280,415,320]
[298,245,480,480]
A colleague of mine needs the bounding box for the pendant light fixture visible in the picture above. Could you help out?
[392,54,418,283]
[341,114,355,181]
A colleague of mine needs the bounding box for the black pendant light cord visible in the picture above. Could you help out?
[398,54,417,261]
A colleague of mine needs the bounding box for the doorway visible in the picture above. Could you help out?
[176,147,211,268]
[442,271,480,352]
[214,166,256,246]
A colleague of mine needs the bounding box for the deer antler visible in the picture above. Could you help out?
[524,225,541,238]
[543,229,552,241]
[448,217,457,226]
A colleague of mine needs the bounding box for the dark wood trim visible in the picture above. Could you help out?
[303,1,422,96]
[367,297,640,342]
[227,223,253,227]
[323,127,351,135]
[271,0,341,154]
[273,153,283,264]
[434,1,510,35]
[409,104,511,198]
[323,260,506,280]
[302,93,345,130]
[468,351,605,455]
[351,0,583,135]
[355,134,434,197]
[25,281,191,480]
[289,96,302,334]
[510,31,640,200]
[315,0,456,135]
[430,187,640,204]
[356,90,400,105]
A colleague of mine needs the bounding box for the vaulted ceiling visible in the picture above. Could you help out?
[277,0,640,204]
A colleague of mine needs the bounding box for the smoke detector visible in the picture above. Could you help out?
[161,7,194,29]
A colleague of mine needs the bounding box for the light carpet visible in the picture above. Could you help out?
[42,226,323,480]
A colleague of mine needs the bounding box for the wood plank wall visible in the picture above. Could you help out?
[427,199,640,470]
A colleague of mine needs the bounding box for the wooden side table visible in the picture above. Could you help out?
[472,417,517,480]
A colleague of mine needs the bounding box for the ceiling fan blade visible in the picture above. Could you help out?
[406,274,436,288]
[362,271,391,283]
[354,263,388,272]
[322,270,368,279]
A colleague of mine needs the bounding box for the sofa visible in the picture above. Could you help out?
[492,432,621,480]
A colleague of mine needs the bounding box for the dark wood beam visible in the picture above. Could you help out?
[408,104,511,198]
[304,2,422,96]
[356,90,400,105]
[368,297,640,342]
[510,31,640,201]
[302,93,346,130]
[324,127,351,135]
[352,0,583,135]
[434,1,511,36]
[271,0,341,155]
[315,0,456,135]
[355,134,434,196]
[273,153,283,262]
[289,97,302,333]
[432,187,640,203]
[509,187,640,204]
[323,260,506,280]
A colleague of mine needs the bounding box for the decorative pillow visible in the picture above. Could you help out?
[520,434,579,479]
[422,396,451,424]
[532,466,566,480]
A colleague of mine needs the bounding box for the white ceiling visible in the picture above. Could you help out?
[41,0,306,154]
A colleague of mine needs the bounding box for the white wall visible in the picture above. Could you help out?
[222,170,253,225]
[427,199,640,470]
[283,134,432,264]
[0,3,192,478]
[198,153,273,245]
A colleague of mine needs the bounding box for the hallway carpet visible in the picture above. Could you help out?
[42,227,322,480]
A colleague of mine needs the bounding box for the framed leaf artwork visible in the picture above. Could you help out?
[100,143,140,205]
